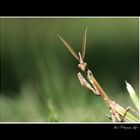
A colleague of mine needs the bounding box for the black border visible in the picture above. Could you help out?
[0,123,139,137]
[1,1,140,17]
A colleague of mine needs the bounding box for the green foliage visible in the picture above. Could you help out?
[126,81,139,110]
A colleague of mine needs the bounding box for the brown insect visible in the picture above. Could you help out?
[58,28,138,122]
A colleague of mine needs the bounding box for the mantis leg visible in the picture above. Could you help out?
[121,106,138,122]
[77,72,99,96]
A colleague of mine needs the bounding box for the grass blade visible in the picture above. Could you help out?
[125,81,139,110]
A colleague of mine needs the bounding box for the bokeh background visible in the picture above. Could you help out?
[0,18,139,122]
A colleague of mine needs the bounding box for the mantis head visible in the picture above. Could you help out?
[78,52,87,72]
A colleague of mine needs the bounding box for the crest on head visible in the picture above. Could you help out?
[78,52,87,71]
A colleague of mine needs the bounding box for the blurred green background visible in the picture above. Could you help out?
[0,18,139,122]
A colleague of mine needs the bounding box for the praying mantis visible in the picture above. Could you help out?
[58,28,138,122]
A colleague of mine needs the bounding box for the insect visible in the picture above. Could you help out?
[57,28,100,96]
[58,28,138,122]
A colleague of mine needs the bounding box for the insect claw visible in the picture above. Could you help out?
[78,72,100,96]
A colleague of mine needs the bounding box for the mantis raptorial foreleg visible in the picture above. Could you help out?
[78,72,100,96]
